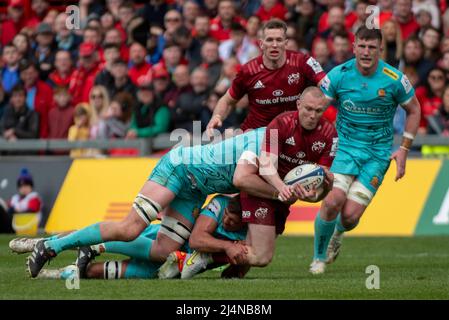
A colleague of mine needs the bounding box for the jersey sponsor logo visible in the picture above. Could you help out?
[288,72,301,85]
[312,141,326,153]
[253,80,265,89]
[382,67,399,81]
[280,153,307,165]
[320,75,330,91]
[255,94,300,105]
[296,151,306,158]
[285,136,296,146]
[306,57,323,74]
[242,211,251,218]
[401,75,412,94]
[330,137,338,157]
[206,199,221,218]
[255,207,268,219]
[273,89,283,97]
[342,99,383,114]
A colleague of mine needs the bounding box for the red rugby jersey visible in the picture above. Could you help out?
[229,50,326,131]
[263,111,338,179]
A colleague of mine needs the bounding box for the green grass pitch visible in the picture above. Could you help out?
[0,234,448,300]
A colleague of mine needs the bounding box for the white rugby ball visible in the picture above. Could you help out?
[283,163,325,192]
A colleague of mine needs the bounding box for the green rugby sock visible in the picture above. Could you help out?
[45,223,103,254]
[104,236,153,261]
[313,212,338,261]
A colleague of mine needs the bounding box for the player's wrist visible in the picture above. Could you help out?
[400,131,414,151]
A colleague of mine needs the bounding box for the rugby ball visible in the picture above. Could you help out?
[283,163,325,192]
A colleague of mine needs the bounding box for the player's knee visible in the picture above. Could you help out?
[323,194,344,215]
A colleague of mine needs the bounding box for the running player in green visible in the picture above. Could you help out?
[310,26,421,274]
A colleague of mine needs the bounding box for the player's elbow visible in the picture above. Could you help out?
[233,173,246,190]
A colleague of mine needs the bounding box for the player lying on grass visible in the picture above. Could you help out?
[159,87,338,279]
[11,194,247,280]
[309,26,421,274]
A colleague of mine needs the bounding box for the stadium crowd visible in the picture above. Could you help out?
[0,0,448,156]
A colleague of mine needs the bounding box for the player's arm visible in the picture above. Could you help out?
[189,214,246,265]
[390,95,421,181]
[233,152,279,200]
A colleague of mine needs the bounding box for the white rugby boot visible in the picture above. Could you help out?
[9,237,44,254]
[326,230,343,264]
[180,251,213,279]
[309,259,326,275]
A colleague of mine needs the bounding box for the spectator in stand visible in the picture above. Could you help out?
[350,0,370,34]
[164,64,192,109]
[400,36,435,86]
[422,85,449,157]
[145,26,164,65]
[327,31,353,68]
[97,92,134,139]
[183,0,201,30]
[19,60,53,138]
[69,42,101,105]
[28,0,50,29]
[311,38,333,73]
[107,59,137,99]
[193,15,212,45]
[218,22,259,65]
[199,38,223,89]
[421,27,442,61]
[105,0,125,19]
[415,67,447,133]
[158,42,186,75]
[172,26,203,71]
[1,0,27,46]
[137,0,168,29]
[171,67,209,132]
[245,15,262,45]
[88,85,110,139]
[152,65,173,105]
[126,82,170,139]
[415,8,434,35]
[83,27,104,62]
[287,0,320,50]
[95,44,121,90]
[203,0,219,18]
[378,0,394,25]
[1,44,21,94]
[32,23,56,81]
[128,42,152,86]
[427,85,449,136]
[317,0,357,34]
[48,87,74,140]
[256,0,288,22]
[0,84,39,140]
[47,50,75,89]
[54,12,83,61]
[68,103,92,158]
[104,28,130,63]
[381,19,403,68]
[412,0,441,29]
[210,0,246,42]
[162,10,184,45]
[100,11,117,33]
[215,56,239,95]
[318,6,354,52]
[12,33,33,62]
[202,90,236,131]
[8,168,42,221]
[116,2,135,44]
[393,0,420,40]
